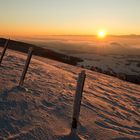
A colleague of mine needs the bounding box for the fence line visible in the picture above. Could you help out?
[1,44,87,134]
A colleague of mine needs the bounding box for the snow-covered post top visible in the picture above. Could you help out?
[71,70,86,132]
[0,39,10,65]
[19,47,33,87]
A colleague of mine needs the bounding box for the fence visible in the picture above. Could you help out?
[0,39,87,135]
[0,39,33,87]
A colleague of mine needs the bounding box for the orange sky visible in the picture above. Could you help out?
[0,0,140,37]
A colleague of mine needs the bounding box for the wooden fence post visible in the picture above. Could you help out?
[71,70,86,133]
[0,39,10,65]
[19,47,33,87]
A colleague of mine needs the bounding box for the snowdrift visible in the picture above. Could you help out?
[0,49,140,140]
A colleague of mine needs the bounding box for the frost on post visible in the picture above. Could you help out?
[0,39,10,65]
[19,47,33,87]
[71,70,86,132]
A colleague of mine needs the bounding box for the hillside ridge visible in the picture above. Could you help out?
[0,48,140,139]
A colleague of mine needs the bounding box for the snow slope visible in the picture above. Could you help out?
[23,35,140,77]
[0,48,140,140]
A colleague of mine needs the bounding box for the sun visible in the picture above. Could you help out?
[97,30,107,39]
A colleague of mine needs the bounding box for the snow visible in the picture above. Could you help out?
[23,35,140,77]
[0,48,140,140]
[74,53,140,75]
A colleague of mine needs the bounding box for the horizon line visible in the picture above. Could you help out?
[1,34,140,39]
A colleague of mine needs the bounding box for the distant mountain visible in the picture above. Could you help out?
[98,34,140,37]
[0,38,83,66]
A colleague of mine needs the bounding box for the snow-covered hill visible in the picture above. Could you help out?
[0,48,140,140]
[22,36,140,84]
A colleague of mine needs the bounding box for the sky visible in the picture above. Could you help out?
[0,0,140,37]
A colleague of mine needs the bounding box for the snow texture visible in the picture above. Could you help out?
[0,48,140,140]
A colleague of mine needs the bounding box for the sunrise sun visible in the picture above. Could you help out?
[97,31,107,39]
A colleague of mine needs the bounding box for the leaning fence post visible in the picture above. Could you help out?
[0,38,10,65]
[71,70,86,133]
[19,47,33,87]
